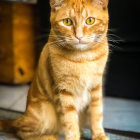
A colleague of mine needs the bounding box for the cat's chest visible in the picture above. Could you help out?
[73,84,91,112]
[51,57,102,111]
[53,58,101,87]
[52,57,102,88]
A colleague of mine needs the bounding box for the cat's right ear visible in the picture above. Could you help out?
[91,0,109,10]
[50,0,65,10]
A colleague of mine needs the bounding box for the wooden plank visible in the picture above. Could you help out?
[0,2,14,83]
[0,1,38,84]
[12,3,36,83]
[0,0,37,4]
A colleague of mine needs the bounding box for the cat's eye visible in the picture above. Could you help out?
[63,18,73,26]
[86,17,95,25]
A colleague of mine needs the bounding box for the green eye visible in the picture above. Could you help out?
[63,18,73,26]
[86,17,95,25]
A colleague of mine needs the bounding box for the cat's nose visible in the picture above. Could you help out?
[76,36,83,41]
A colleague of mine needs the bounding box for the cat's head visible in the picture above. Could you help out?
[50,0,109,51]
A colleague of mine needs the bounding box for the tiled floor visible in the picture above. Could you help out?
[0,85,140,133]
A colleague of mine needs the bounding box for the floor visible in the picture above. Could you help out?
[0,130,139,140]
[0,85,29,112]
[0,107,140,140]
[0,84,140,139]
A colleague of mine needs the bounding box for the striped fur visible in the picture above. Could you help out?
[0,0,109,139]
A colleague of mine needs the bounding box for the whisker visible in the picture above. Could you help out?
[36,34,68,41]
[108,28,118,32]
[108,33,121,38]
[46,40,64,46]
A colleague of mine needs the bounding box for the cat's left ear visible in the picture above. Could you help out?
[50,0,65,10]
[92,0,109,10]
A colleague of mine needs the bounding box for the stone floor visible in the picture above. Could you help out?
[0,85,140,140]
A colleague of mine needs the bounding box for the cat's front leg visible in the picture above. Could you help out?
[59,90,80,140]
[90,85,109,140]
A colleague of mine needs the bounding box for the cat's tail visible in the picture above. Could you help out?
[0,120,16,132]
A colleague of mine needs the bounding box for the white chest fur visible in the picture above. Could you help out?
[74,85,91,112]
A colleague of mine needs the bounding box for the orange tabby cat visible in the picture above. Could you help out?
[0,0,109,140]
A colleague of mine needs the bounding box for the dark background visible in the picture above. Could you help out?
[37,0,140,100]
[106,0,140,99]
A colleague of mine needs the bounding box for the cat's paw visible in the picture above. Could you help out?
[92,134,109,140]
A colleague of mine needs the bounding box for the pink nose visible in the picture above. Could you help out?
[76,36,83,41]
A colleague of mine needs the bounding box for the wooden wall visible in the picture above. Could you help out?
[0,1,38,84]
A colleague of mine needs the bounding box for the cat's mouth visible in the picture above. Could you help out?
[77,42,87,45]
[70,40,90,50]
[74,40,89,45]
[74,43,89,50]
[79,40,87,44]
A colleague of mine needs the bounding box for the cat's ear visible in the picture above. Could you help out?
[92,0,109,10]
[50,0,65,10]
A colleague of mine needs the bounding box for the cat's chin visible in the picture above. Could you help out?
[72,43,89,51]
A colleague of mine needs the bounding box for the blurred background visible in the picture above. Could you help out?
[0,0,140,139]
